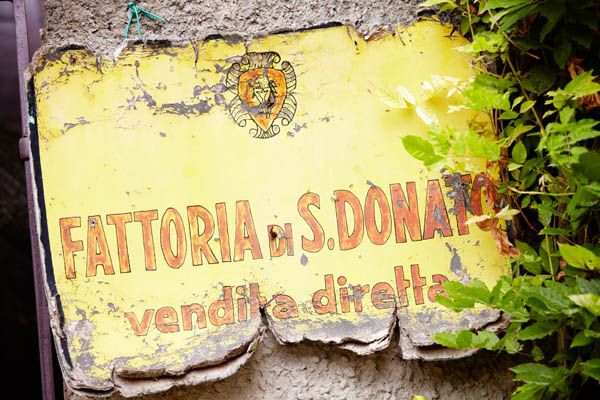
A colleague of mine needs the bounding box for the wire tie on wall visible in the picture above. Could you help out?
[125,2,166,39]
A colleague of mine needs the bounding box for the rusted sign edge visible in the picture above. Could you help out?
[12,0,57,398]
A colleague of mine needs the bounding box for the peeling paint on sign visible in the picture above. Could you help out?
[29,22,510,397]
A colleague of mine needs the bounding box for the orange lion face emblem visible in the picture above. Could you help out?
[227,52,296,139]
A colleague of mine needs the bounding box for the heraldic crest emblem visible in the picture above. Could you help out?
[226,52,297,139]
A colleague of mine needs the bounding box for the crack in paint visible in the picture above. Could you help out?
[157,100,213,116]
[444,172,473,216]
[445,242,471,284]
[62,117,90,133]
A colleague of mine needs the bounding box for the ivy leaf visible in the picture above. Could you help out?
[475,74,513,91]
[558,243,600,270]
[569,294,600,316]
[547,71,600,108]
[435,293,473,311]
[540,1,563,41]
[511,363,568,385]
[432,331,458,348]
[584,182,600,195]
[457,31,508,55]
[520,285,573,315]
[576,276,600,296]
[375,86,412,109]
[500,110,519,119]
[511,383,546,400]
[553,36,572,69]
[508,162,522,171]
[495,206,520,220]
[495,322,523,353]
[419,0,456,7]
[564,70,600,98]
[505,124,535,145]
[516,240,542,274]
[471,331,500,349]
[512,141,527,164]
[455,330,473,349]
[441,279,493,306]
[565,0,594,11]
[466,214,492,225]
[581,359,600,381]
[538,227,569,236]
[572,151,600,183]
[402,135,436,161]
[517,320,563,341]
[523,66,556,94]
[427,124,450,155]
[397,85,415,105]
[531,345,545,361]
[462,87,511,111]
[571,331,594,348]
[423,154,445,169]
[569,121,600,143]
[519,100,536,113]
[531,203,561,225]
[464,129,501,160]
[421,75,461,100]
[566,25,594,48]
[583,329,600,338]
[480,0,528,12]
[561,108,575,126]
[498,5,539,32]
[415,106,438,125]
[569,7,598,30]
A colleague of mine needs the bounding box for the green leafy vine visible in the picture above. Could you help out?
[403,1,600,398]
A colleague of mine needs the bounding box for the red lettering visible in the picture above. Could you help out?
[125,309,154,336]
[133,210,158,271]
[106,213,132,273]
[394,265,410,307]
[312,274,337,314]
[187,205,218,265]
[411,264,426,305]
[364,186,392,245]
[59,217,83,279]
[334,190,364,250]
[428,274,449,302]
[423,180,453,239]
[86,215,114,277]
[298,192,325,252]
[233,201,262,261]
[161,208,187,269]
[155,306,179,333]
[390,182,422,242]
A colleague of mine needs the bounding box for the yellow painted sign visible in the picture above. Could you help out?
[31,22,509,396]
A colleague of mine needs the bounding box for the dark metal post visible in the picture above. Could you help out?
[12,0,56,398]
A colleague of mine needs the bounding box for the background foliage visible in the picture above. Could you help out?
[401,1,600,398]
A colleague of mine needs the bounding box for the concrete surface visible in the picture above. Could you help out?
[43,0,433,59]
[66,330,515,400]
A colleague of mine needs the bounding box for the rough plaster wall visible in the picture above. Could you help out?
[65,331,515,400]
[44,1,515,398]
[43,0,431,58]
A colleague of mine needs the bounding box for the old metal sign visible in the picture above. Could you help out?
[29,22,508,396]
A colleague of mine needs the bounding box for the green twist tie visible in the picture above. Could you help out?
[125,2,166,39]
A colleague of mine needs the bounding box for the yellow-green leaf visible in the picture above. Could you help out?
[569,294,600,316]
